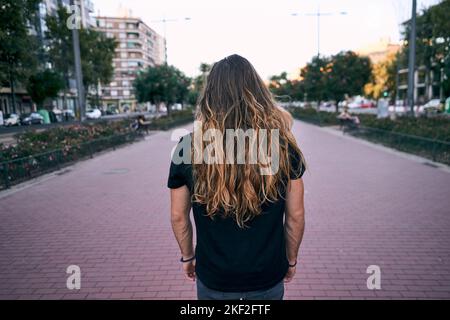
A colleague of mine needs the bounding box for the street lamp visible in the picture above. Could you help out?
[69,0,85,122]
[292,8,347,57]
[407,0,417,116]
[151,17,191,63]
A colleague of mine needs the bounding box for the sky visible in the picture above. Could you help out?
[92,0,441,80]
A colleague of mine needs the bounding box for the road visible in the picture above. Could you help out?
[0,121,449,300]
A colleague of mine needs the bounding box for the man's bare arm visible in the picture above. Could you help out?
[170,186,194,259]
[284,179,305,282]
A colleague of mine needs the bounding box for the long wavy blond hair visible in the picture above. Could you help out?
[192,54,305,228]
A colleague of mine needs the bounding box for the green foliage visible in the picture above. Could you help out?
[300,56,330,102]
[148,108,194,130]
[289,107,339,126]
[80,29,117,97]
[0,120,134,162]
[188,63,211,106]
[290,106,450,142]
[401,0,450,98]
[0,0,40,110]
[298,51,372,106]
[269,72,304,101]
[45,5,73,89]
[26,69,64,108]
[326,51,372,103]
[45,5,117,105]
[134,64,191,114]
[289,106,450,164]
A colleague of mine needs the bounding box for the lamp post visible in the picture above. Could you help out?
[292,6,347,57]
[69,0,85,122]
[407,0,417,116]
[151,17,191,64]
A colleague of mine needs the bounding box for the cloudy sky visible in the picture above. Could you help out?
[92,0,440,80]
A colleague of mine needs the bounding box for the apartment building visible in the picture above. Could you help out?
[95,16,166,112]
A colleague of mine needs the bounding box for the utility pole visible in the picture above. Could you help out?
[151,16,191,64]
[70,0,85,122]
[293,7,347,58]
[407,0,417,116]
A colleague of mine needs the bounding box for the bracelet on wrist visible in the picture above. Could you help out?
[180,255,196,263]
[289,260,298,268]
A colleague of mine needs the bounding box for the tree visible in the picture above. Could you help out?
[45,5,74,109]
[269,72,304,101]
[45,5,117,109]
[326,51,372,110]
[26,70,64,109]
[0,0,40,113]
[134,64,190,115]
[365,52,397,101]
[188,63,211,106]
[300,56,331,103]
[80,29,117,107]
[402,0,450,99]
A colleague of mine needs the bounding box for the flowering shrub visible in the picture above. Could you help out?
[0,120,134,163]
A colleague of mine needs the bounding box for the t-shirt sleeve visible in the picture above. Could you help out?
[289,144,305,180]
[167,137,188,189]
[167,161,187,189]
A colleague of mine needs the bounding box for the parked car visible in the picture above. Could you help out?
[420,99,442,113]
[85,108,102,119]
[3,113,21,126]
[20,113,44,125]
[348,96,375,109]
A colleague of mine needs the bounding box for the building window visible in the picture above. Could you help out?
[123,90,130,96]
[121,52,127,58]
[119,23,126,29]
[122,80,130,87]
[119,33,126,39]
[120,43,126,48]
[110,81,117,87]
[111,90,118,96]
[97,19,105,27]
[106,22,113,28]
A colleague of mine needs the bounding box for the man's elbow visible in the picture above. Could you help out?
[289,208,305,225]
[171,211,187,226]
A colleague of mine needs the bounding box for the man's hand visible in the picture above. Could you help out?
[284,266,296,283]
[183,259,196,281]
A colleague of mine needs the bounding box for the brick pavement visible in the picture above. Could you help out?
[0,121,449,300]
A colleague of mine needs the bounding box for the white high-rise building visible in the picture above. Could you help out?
[95,16,166,112]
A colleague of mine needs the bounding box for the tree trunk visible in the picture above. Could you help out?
[8,67,17,114]
[166,102,171,116]
[96,82,100,108]
[63,72,69,110]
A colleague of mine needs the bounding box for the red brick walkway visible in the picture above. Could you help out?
[0,121,449,300]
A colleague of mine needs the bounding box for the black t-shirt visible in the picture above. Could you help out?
[167,135,305,292]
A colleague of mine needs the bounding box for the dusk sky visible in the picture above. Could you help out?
[92,0,440,80]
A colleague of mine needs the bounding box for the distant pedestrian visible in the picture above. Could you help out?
[168,54,306,300]
[136,115,150,134]
[338,107,360,130]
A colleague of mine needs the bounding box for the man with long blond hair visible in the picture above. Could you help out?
[168,54,306,300]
